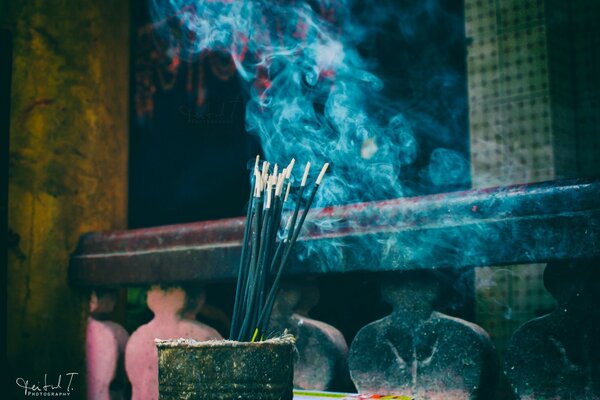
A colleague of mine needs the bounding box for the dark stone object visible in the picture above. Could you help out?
[505,260,600,399]
[348,273,498,399]
[269,282,350,391]
[156,336,295,400]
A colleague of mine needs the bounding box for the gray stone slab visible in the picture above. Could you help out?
[349,273,498,399]
[505,260,600,399]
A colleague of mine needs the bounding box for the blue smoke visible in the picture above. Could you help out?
[147,0,466,208]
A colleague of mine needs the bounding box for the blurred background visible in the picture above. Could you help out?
[3,0,599,398]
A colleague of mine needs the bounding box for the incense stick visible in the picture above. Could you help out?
[230,158,328,342]
[229,156,259,339]
[254,163,328,339]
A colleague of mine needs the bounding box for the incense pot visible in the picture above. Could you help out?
[156,335,295,400]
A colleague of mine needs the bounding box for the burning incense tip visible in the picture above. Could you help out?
[273,164,279,178]
[316,163,329,185]
[301,162,311,187]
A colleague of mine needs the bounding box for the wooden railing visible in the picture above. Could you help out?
[70,178,600,399]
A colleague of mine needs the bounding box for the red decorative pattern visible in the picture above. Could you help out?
[134,1,343,119]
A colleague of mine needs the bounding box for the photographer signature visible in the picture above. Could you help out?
[15,373,78,396]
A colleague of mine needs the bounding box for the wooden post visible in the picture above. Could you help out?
[7,1,130,398]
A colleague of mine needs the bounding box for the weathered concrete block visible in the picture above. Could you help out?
[505,260,600,399]
[157,336,295,400]
[349,273,498,399]
[269,281,350,391]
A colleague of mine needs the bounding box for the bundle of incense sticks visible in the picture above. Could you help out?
[229,156,329,342]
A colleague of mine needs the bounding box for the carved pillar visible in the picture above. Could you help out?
[124,286,222,400]
[505,260,600,399]
[348,272,498,399]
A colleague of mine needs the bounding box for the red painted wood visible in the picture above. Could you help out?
[70,178,600,286]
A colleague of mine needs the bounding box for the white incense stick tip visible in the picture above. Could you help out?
[273,164,278,177]
[265,186,272,208]
[275,173,284,196]
[284,181,291,202]
[261,162,269,186]
[254,155,260,169]
[254,170,261,196]
[287,158,296,176]
[301,162,311,187]
[316,163,329,185]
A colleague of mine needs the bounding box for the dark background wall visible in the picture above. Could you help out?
[127,0,469,229]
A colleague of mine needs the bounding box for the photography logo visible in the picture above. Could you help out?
[15,373,78,397]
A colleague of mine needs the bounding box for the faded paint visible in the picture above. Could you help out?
[7,1,130,399]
